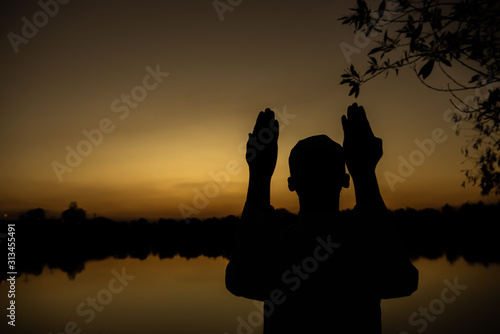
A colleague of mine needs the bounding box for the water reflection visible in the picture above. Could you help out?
[382,256,500,334]
[1,256,499,334]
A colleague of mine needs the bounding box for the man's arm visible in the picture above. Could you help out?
[226,108,280,300]
[341,103,386,212]
[342,103,418,297]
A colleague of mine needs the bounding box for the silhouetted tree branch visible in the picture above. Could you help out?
[340,0,500,195]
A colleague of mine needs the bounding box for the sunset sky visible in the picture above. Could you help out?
[1,0,498,220]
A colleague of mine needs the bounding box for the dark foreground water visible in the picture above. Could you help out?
[1,255,499,334]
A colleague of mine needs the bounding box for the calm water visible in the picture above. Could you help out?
[1,255,499,334]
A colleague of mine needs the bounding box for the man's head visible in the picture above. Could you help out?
[288,135,349,198]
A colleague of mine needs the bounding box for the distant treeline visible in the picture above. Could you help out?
[1,202,499,280]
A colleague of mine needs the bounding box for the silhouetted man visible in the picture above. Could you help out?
[226,103,418,333]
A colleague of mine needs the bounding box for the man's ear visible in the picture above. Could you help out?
[342,173,350,189]
[288,177,296,192]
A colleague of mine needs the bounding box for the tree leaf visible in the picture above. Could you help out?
[350,64,360,78]
[419,59,435,79]
[441,58,452,67]
[414,24,422,40]
[469,74,481,83]
[378,0,386,18]
[357,0,367,10]
[368,47,383,55]
[349,85,359,97]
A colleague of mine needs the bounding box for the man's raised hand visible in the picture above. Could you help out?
[341,103,383,178]
[246,108,279,181]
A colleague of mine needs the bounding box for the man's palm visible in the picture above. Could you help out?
[341,103,382,177]
[246,108,279,180]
